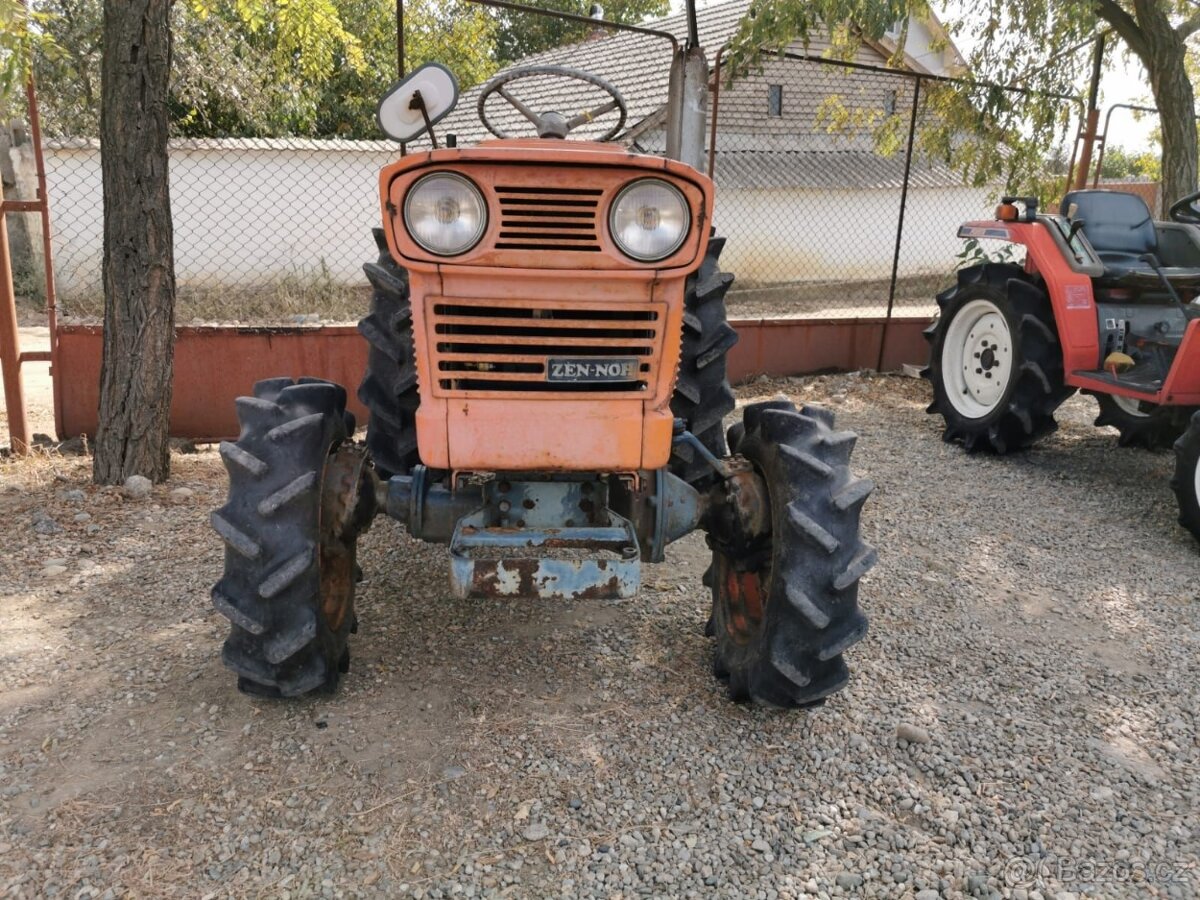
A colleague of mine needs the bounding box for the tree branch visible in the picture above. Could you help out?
[1179,9,1200,39]
[1094,0,1149,59]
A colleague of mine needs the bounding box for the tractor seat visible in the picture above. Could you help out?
[1062,190,1200,286]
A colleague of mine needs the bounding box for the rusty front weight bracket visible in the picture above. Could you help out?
[323,443,379,543]
[704,457,772,558]
[317,442,378,634]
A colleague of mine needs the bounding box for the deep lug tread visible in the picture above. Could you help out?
[211,379,360,698]
[267,412,324,444]
[832,477,874,512]
[709,400,871,708]
[253,377,296,401]
[816,613,869,661]
[211,586,266,635]
[1090,392,1190,450]
[779,443,833,477]
[211,512,262,560]
[785,582,831,629]
[258,547,314,599]
[264,610,317,664]
[219,441,268,478]
[833,545,878,591]
[669,236,738,488]
[258,472,319,516]
[357,239,421,479]
[787,505,840,554]
[1172,411,1200,545]
[364,260,408,298]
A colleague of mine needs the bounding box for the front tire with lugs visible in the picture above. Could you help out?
[211,378,367,697]
[1171,411,1200,547]
[357,229,421,479]
[670,234,739,487]
[709,400,875,707]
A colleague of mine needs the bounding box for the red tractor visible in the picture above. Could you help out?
[925,189,1200,541]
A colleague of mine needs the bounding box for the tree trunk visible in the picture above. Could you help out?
[93,0,175,484]
[1130,1,1198,218]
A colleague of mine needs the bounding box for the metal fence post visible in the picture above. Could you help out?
[876,76,921,373]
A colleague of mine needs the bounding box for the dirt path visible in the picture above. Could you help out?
[1,376,1197,898]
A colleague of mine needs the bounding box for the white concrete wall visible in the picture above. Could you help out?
[714,184,996,285]
[37,139,403,300]
[34,139,994,299]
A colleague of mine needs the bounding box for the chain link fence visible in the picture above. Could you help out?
[12,51,1100,325]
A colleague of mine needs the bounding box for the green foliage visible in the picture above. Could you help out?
[25,0,496,139]
[0,0,53,109]
[1098,145,1161,182]
[493,0,669,65]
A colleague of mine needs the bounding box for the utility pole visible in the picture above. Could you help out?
[1073,33,1106,190]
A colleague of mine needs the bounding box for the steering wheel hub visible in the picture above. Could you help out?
[477,65,628,142]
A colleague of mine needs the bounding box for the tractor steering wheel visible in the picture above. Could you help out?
[477,65,627,142]
[1169,189,1200,225]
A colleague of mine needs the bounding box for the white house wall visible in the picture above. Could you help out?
[38,141,401,301]
[714,184,994,285]
[34,141,993,301]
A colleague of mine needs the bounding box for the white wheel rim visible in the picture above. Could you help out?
[1111,394,1150,418]
[1194,452,1200,512]
[941,298,1014,419]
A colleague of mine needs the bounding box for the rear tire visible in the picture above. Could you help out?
[211,378,367,697]
[709,400,875,707]
[1091,392,1189,449]
[670,234,738,487]
[357,229,421,479]
[924,264,1072,453]
[1171,411,1200,546]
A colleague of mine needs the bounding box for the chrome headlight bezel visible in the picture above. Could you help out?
[608,178,691,263]
[403,171,488,257]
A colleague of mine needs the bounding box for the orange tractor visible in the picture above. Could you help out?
[926,189,1200,542]
[210,46,875,705]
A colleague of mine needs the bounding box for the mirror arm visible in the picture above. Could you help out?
[409,90,439,150]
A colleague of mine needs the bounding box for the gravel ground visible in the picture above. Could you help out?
[1,375,1198,900]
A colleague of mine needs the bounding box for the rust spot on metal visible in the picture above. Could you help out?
[318,443,375,633]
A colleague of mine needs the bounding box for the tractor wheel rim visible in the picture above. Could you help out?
[1112,394,1151,418]
[716,553,768,645]
[1194,453,1200,514]
[942,298,1013,419]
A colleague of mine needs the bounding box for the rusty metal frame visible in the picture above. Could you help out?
[1,62,60,454]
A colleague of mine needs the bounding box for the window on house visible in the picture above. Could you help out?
[884,90,898,116]
[767,84,783,117]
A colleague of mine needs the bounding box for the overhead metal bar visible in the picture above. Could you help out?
[462,0,678,51]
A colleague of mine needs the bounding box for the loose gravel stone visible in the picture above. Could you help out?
[0,377,1197,899]
[521,823,549,842]
[122,475,152,499]
[896,722,932,744]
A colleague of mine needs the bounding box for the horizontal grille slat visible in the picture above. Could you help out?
[429,298,664,396]
[495,185,602,252]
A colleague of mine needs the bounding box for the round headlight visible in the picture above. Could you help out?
[609,179,690,262]
[404,172,487,256]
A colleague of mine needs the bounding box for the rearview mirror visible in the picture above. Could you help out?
[377,63,459,143]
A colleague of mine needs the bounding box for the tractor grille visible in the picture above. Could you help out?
[494,186,603,252]
[430,298,665,395]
